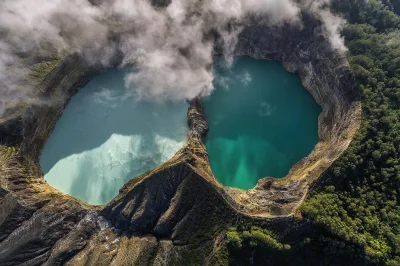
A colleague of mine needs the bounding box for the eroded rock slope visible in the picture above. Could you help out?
[0,10,360,266]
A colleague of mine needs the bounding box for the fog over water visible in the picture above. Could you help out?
[204,57,321,190]
[9,0,336,201]
[0,0,345,117]
[40,69,188,204]
[40,56,322,201]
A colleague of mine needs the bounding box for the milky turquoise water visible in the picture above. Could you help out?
[204,56,321,190]
[40,69,188,205]
[41,57,320,203]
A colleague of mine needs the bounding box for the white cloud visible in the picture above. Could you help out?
[0,0,345,117]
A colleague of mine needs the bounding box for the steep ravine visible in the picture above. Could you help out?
[0,11,360,265]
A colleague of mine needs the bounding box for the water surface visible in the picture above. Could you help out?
[40,69,188,205]
[204,56,321,190]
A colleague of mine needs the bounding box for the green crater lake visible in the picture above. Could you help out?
[204,56,322,190]
[40,69,188,205]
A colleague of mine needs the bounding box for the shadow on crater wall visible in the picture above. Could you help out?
[204,57,322,189]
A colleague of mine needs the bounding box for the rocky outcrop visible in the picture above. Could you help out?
[0,99,247,265]
[0,9,360,266]
[226,11,361,217]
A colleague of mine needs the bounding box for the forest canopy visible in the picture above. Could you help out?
[218,1,400,265]
[303,0,400,264]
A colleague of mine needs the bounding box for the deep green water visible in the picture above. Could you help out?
[40,69,188,205]
[40,57,320,203]
[204,56,321,190]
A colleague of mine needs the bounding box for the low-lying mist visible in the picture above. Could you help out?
[0,0,346,118]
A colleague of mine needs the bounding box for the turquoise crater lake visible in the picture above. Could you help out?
[204,56,321,190]
[40,69,188,205]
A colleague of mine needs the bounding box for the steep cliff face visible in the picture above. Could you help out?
[229,12,361,217]
[0,10,360,266]
[0,100,245,265]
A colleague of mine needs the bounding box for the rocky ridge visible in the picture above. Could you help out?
[0,10,360,266]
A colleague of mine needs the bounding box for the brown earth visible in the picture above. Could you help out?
[0,10,360,266]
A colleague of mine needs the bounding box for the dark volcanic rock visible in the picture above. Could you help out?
[226,10,361,216]
[0,9,361,266]
[0,116,23,146]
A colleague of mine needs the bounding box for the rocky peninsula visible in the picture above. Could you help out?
[0,9,360,266]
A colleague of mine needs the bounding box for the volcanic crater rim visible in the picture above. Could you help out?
[2,15,361,218]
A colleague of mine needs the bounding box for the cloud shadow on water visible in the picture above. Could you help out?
[40,68,189,205]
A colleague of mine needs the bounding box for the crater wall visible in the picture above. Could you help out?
[0,10,361,265]
[224,12,361,216]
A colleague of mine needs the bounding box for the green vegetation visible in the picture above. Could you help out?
[332,0,400,31]
[215,1,400,265]
[302,0,400,264]
[210,226,291,265]
[0,146,17,191]
[29,59,60,82]
[226,227,290,251]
